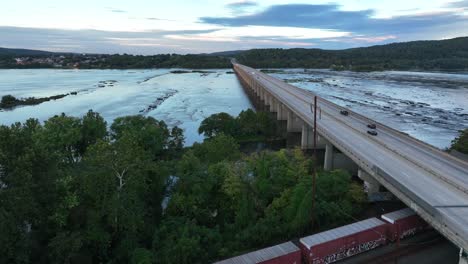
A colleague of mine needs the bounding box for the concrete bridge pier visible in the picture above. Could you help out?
[264,93,271,107]
[253,82,258,95]
[324,142,334,170]
[459,249,467,264]
[301,124,314,149]
[276,103,288,121]
[287,111,303,133]
[259,88,265,101]
[358,169,393,201]
[269,98,278,113]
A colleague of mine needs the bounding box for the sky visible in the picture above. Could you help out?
[0,0,467,54]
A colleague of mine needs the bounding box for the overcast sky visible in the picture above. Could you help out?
[1,0,467,54]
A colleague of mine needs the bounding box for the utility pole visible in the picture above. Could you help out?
[311,96,318,229]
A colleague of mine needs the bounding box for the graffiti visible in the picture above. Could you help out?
[311,237,385,264]
[400,227,420,239]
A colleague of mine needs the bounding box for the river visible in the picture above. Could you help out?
[0,69,467,148]
[0,69,252,145]
[270,69,468,149]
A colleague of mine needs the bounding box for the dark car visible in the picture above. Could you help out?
[367,124,376,129]
[367,130,378,136]
[340,110,349,116]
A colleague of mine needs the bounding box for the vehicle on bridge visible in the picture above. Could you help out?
[340,110,349,116]
[367,130,378,136]
[367,123,377,129]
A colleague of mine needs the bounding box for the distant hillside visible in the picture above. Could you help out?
[0,47,56,56]
[235,37,468,72]
[2,37,468,71]
[206,50,245,57]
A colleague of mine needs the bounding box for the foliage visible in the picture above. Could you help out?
[0,111,366,263]
[198,109,278,141]
[111,115,185,159]
[235,37,468,72]
[2,37,468,71]
[451,129,468,154]
[0,53,231,69]
[198,112,237,138]
[0,94,69,110]
[0,112,179,263]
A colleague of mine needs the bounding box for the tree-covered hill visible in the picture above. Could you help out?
[0,47,56,56]
[2,37,468,71]
[235,37,468,71]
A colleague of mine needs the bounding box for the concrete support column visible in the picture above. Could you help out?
[301,124,314,149]
[265,93,271,106]
[324,142,334,170]
[287,111,303,132]
[358,169,395,201]
[276,103,288,121]
[270,98,277,113]
[358,169,380,194]
[459,249,468,264]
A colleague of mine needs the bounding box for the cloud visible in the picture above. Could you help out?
[226,1,257,8]
[111,9,127,13]
[202,4,373,28]
[1,2,467,55]
[146,17,175,21]
[200,3,468,36]
[166,26,350,43]
[446,0,468,8]
[0,26,227,54]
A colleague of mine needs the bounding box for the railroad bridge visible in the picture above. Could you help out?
[233,63,468,260]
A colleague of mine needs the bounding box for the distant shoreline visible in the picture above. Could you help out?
[1,67,467,75]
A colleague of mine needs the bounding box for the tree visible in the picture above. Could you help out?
[0,119,62,263]
[0,94,19,108]
[451,129,468,154]
[198,113,237,138]
[78,110,107,155]
[192,134,240,163]
[199,111,278,141]
[152,218,222,264]
[81,133,162,262]
[36,114,82,163]
[111,115,175,158]
[237,109,258,136]
[237,109,276,138]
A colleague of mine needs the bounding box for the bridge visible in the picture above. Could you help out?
[233,63,468,257]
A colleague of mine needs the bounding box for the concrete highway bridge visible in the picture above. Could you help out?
[233,63,468,259]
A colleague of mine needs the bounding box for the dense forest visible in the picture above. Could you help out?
[236,37,468,71]
[0,110,365,263]
[1,37,468,71]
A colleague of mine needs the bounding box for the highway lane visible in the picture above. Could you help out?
[234,63,468,250]
[248,66,468,193]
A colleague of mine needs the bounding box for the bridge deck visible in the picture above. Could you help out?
[234,63,468,251]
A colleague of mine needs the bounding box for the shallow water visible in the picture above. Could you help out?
[0,69,252,145]
[269,69,468,149]
[1,68,467,148]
